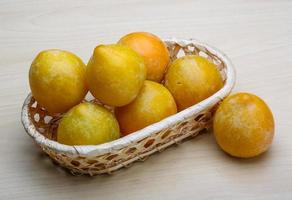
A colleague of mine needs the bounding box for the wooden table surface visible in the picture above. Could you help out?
[1,0,292,199]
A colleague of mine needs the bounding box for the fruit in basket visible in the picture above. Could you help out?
[213,93,275,158]
[57,102,120,145]
[165,55,223,111]
[29,49,87,114]
[115,80,177,135]
[86,44,146,106]
[118,32,170,82]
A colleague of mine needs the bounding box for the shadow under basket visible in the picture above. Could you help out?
[21,38,236,176]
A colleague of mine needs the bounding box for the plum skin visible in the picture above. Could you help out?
[57,102,120,145]
[29,49,88,114]
[86,44,146,107]
[165,55,223,111]
[115,80,177,135]
[213,93,275,158]
[118,32,170,82]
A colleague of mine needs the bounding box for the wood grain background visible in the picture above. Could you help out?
[0,0,292,199]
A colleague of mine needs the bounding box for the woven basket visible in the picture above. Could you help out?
[21,38,236,176]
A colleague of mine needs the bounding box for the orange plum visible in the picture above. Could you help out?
[118,32,170,82]
[165,55,223,111]
[213,93,275,158]
[115,80,177,136]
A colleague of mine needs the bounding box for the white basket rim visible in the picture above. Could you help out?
[21,38,236,156]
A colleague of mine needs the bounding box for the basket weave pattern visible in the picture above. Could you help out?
[21,39,235,175]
